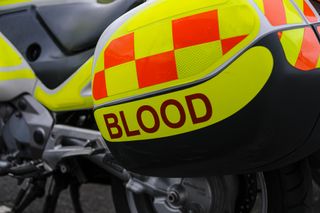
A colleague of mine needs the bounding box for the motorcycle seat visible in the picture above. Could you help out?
[37,0,140,53]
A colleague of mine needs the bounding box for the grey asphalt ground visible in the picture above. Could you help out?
[0,177,116,213]
[1,176,320,213]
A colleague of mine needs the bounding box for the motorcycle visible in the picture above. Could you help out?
[0,0,145,212]
[1,0,320,213]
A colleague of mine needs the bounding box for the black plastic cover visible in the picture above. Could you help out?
[37,0,142,53]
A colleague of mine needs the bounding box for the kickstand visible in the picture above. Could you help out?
[12,179,46,213]
[70,183,83,213]
[42,175,68,213]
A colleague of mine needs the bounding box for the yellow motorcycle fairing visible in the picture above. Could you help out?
[34,58,94,112]
[0,33,93,111]
[94,46,273,142]
[0,0,30,7]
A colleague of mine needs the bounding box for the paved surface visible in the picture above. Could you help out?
[0,177,116,213]
[1,176,320,213]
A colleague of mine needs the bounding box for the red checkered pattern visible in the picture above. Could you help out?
[93,9,248,100]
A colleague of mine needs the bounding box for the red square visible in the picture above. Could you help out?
[172,10,220,49]
[136,51,178,88]
[104,33,135,69]
[93,70,107,100]
[304,1,318,22]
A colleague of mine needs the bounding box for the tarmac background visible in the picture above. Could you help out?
[0,176,116,213]
[1,176,320,213]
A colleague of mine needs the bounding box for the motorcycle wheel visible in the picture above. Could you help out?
[111,160,312,213]
[262,159,313,213]
[111,174,267,213]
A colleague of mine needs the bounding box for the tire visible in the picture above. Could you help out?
[309,149,320,185]
[111,160,312,213]
[264,159,313,213]
[111,175,254,213]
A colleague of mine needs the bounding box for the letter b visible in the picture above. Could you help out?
[104,113,123,139]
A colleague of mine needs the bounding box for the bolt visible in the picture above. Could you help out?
[60,164,68,174]
[34,128,45,145]
[18,99,27,111]
[167,190,180,204]
[15,112,22,118]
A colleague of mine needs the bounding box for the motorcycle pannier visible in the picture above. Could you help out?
[92,0,320,176]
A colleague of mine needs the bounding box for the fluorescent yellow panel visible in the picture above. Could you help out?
[252,0,265,14]
[0,35,23,67]
[35,58,94,111]
[134,20,173,59]
[292,0,304,11]
[280,28,304,66]
[283,0,304,24]
[0,69,35,80]
[127,0,228,31]
[94,50,105,73]
[106,61,139,96]
[95,46,274,142]
[175,41,222,79]
[93,0,261,107]
[0,0,30,6]
[218,5,256,39]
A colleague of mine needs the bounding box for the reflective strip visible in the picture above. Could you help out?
[104,33,135,69]
[34,58,94,111]
[136,51,178,88]
[295,27,320,70]
[292,0,319,22]
[0,69,35,80]
[0,0,30,6]
[134,20,173,59]
[106,61,139,96]
[0,35,23,67]
[93,4,257,101]
[252,0,303,26]
[303,0,318,22]
[279,27,320,71]
[94,47,274,142]
[221,35,247,54]
[172,10,220,49]
[93,71,107,100]
[175,41,222,79]
[264,0,287,26]
[279,28,304,66]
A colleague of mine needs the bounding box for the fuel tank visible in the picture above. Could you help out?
[92,0,320,176]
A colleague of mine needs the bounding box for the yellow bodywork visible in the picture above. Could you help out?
[0,34,35,81]
[279,28,306,68]
[0,35,23,68]
[0,68,35,81]
[0,33,93,111]
[252,0,303,25]
[34,58,94,111]
[93,0,261,106]
[0,0,30,6]
[94,47,274,142]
